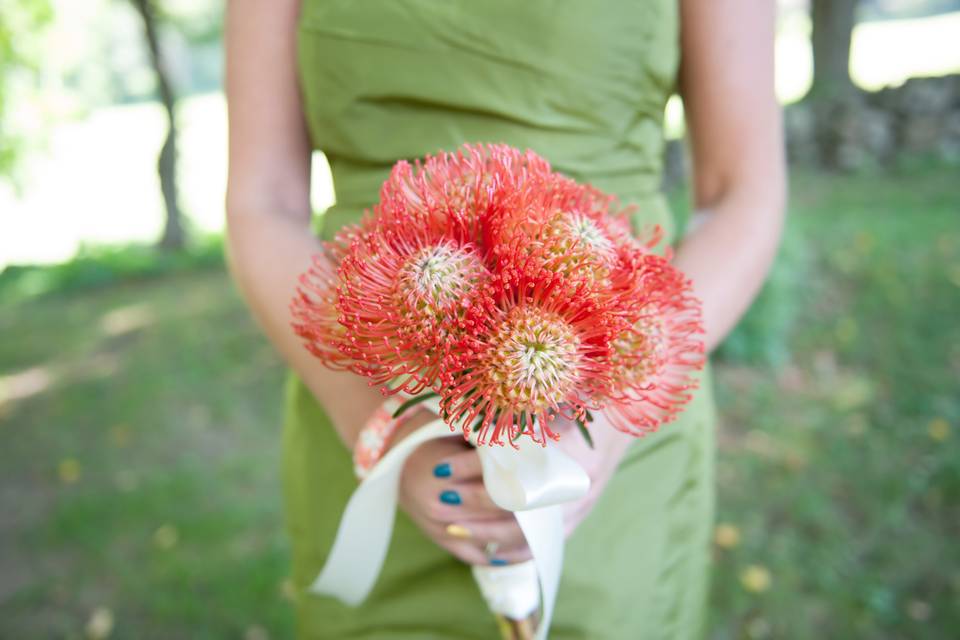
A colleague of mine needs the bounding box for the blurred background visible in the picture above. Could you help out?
[1,0,958,638]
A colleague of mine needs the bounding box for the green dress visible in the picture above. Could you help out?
[284,1,717,637]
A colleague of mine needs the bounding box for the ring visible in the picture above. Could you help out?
[483,541,500,559]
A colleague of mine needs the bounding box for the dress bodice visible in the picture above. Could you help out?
[296,0,681,240]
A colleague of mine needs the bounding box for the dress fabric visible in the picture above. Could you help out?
[284,1,718,638]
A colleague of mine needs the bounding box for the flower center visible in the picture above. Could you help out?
[394,241,485,324]
[564,213,615,254]
[486,306,581,411]
[540,211,618,280]
[610,316,668,387]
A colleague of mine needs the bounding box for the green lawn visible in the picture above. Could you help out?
[705,163,960,639]
[1,163,958,638]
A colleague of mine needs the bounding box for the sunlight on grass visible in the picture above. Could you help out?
[1,94,228,268]
[98,302,154,336]
[0,365,55,406]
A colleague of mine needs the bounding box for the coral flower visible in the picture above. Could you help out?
[335,223,495,395]
[290,220,374,370]
[375,142,554,247]
[487,173,641,293]
[439,249,625,446]
[290,252,352,370]
[291,141,706,445]
[599,248,706,435]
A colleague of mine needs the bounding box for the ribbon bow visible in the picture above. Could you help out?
[309,398,591,640]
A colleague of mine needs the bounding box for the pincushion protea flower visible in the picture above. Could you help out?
[290,220,372,370]
[438,244,632,446]
[375,143,554,247]
[290,141,705,446]
[335,228,494,394]
[488,175,634,280]
[599,247,706,435]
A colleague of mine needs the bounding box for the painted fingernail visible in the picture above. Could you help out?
[433,462,452,478]
[445,523,472,539]
[490,558,508,566]
[439,490,461,505]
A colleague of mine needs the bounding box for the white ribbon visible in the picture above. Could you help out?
[309,399,591,640]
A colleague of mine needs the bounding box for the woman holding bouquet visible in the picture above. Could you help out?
[224,0,785,637]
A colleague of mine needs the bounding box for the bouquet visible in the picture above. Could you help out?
[290,142,705,639]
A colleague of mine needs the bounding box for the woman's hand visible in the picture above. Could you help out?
[394,410,532,566]
[391,408,634,567]
[551,413,634,538]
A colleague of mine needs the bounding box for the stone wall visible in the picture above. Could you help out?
[786,74,960,170]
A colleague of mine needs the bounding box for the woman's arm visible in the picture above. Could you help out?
[674,0,788,352]
[224,0,388,448]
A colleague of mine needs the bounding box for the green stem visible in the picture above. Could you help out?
[392,392,439,418]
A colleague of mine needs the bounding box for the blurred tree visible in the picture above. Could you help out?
[130,0,185,250]
[0,0,52,184]
[806,0,860,169]
[809,0,858,101]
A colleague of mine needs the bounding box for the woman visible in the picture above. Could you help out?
[224,0,785,637]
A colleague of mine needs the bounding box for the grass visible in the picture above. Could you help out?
[705,161,960,639]
[0,236,226,305]
[1,162,958,638]
[0,269,292,638]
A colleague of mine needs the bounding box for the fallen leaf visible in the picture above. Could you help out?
[110,425,131,448]
[714,523,741,549]
[59,459,82,485]
[86,606,114,639]
[153,524,179,550]
[740,565,772,593]
[928,418,951,442]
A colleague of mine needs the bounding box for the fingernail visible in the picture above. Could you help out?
[445,523,472,539]
[439,490,461,505]
[490,558,508,566]
[433,462,452,478]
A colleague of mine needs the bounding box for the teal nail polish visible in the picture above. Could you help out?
[490,558,508,566]
[439,490,461,505]
[433,462,452,478]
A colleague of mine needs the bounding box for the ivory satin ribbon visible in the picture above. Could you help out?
[308,399,591,640]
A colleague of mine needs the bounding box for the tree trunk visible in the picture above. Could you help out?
[807,0,860,169]
[131,0,185,251]
[810,0,858,100]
